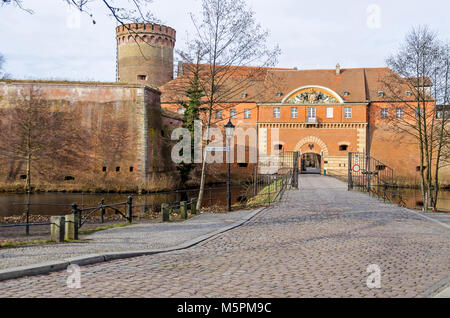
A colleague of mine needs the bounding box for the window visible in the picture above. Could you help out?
[130,167,134,172]
[273,107,280,119]
[326,107,334,118]
[291,107,298,118]
[381,108,388,118]
[406,90,412,97]
[415,108,423,118]
[274,144,283,151]
[177,108,185,115]
[238,163,248,168]
[339,145,348,151]
[20,175,27,180]
[230,109,236,119]
[344,107,352,119]
[343,91,350,96]
[242,93,248,98]
[396,108,404,118]
[216,109,223,119]
[378,91,384,97]
[307,107,316,121]
[102,167,107,172]
[137,75,147,81]
[376,165,386,171]
[64,176,75,181]
[244,109,251,119]
[276,92,283,97]
[116,167,120,172]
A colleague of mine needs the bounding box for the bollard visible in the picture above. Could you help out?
[180,201,188,220]
[65,214,78,241]
[161,203,170,222]
[190,199,197,215]
[50,216,65,243]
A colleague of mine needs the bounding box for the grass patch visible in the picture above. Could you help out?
[79,222,135,235]
[247,178,285,206]
[0,239,54,249]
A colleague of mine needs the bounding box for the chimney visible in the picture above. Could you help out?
[336,63,341,75]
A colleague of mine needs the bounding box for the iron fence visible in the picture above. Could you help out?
[348,152,395,191]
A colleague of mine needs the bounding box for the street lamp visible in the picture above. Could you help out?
[225,119,235,212]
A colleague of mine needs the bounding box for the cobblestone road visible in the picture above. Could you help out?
[0,175,449,298]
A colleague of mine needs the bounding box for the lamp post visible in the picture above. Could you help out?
[225,119,235,212]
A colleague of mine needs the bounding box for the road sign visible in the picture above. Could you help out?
[206,146,229,152]
[352,164,361,173]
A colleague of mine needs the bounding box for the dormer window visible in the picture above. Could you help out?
[137,75,147,81]
[406,90,412,97]
[242,93,248,98]
[343,91,350,96]
[276,92,283,97]
[378,91,384,97]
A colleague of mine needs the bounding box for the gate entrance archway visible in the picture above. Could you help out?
[301,153,321,174]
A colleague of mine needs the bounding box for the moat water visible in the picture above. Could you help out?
[0,185,251,218]
[0,185,448,218]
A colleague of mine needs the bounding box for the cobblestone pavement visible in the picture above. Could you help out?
[0,209,254,270]
[0,175,449,298]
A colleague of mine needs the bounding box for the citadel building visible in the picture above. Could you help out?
[0,23,448,190]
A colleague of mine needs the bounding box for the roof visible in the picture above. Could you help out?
[160,65,408,104]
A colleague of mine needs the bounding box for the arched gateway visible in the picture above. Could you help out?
[294,136,329,174]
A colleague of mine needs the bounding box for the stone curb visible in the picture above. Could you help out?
[0,207,266,282]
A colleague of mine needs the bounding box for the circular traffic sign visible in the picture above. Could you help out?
[352,164,361,173]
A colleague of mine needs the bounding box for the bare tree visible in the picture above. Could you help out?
[0,85,91,191]
[177,0,280,210]
[1,0,156,25]
[383,26,449,211]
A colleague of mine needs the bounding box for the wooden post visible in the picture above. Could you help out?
[65,214,78,241]
[191,199,197,215]
[50,216,65,243]
[161,203,170,222]
[180,201,188,219]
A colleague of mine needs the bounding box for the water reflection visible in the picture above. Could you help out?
[0,185,250,217]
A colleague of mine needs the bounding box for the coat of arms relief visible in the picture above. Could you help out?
[287,89,338,104]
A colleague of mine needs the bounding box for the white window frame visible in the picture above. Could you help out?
[307,107,316,120]
[381,108,388,119]
[244,109,251,119]
[291,107,298,119]
[326,107,334,118]
[177,108,185,115]
[216,109,223,119]
[230,109,236,119]
[396,108,403,119]
[344,107,352,119]
[273,107,281,119]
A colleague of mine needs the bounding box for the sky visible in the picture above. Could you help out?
[0,0,449,82]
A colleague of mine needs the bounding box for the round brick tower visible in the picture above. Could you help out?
[116,23,176,87]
